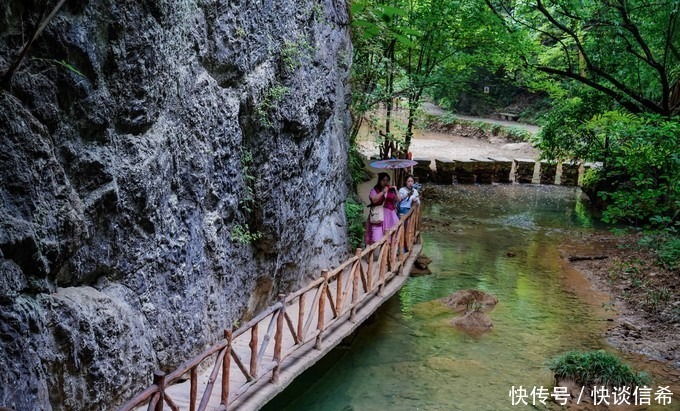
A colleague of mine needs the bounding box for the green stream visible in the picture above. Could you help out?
[263,185,675,411]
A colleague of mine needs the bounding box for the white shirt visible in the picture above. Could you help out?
[398,187,420,209]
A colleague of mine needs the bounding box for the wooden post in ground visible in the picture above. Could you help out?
[316,270,329,349]
[221,329,232,407]
[350,248,361,322]
[153,371,165,411]
[272,294,285,383]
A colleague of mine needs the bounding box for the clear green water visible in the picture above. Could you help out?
[263,185,673,411]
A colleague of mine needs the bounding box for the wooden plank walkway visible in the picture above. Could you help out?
[165,243,422,411]
[119,205,423,411]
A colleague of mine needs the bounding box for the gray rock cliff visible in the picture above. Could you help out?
[0,0,352,409]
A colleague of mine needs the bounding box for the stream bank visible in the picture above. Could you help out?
[561,232,680,368]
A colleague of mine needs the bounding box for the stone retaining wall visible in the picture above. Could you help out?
[414,159,583,186]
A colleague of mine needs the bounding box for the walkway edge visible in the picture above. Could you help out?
[226,242,424,411]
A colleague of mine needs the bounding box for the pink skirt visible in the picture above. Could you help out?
[365,208,399,245]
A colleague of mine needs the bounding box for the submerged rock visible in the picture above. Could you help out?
[440,289,498,312]
[451,310,494,329]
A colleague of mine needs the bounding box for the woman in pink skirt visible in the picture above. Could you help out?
[365,172,401,245]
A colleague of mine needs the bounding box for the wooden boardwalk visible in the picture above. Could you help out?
[169,243,421,411]
[119,205,423,411]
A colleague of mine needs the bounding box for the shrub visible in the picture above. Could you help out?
[504,126,531,142]
[549,350,651,388]
[345,196,366,250]
[640,232,680,270]
[589,112,680,227]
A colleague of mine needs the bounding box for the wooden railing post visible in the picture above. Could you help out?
[190,366,198,411]
[316,270,329,349]
[221,329,232,407]
[379,245,387,297]
[366,249,374,292]
[297,293,305,342]
[336,268,343,315]
[350,248,361,323]
[391,229,398,270]
[249,323,258,378]
[272,294,286,383]
[153,371,165,411]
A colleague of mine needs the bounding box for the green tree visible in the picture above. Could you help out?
[485,0,680,116]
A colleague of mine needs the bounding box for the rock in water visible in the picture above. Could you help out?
[451,310,494,329]
[440,289,498,312]
[414,255,432,270]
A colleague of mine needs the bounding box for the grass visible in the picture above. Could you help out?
[549,350,651,388]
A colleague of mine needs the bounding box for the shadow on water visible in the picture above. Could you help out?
[263,185,678,411]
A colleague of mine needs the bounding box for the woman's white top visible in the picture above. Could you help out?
[398,187,420,209]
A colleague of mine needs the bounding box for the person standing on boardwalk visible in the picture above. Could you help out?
[398,174,420,217]
[365,172,400,245]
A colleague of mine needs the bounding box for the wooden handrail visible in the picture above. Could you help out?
[117,204,422,411]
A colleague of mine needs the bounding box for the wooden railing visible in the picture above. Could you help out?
[117,204,422,411]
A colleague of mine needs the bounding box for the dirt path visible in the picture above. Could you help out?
[356,103,541,162]
[356,123,540,162]
[421,102,541,134]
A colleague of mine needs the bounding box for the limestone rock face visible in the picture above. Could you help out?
[0,1,352,409]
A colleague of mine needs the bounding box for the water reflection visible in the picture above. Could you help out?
[263,185,674,411]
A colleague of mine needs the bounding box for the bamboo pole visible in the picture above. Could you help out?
[272,294,285,383]
[221,329,232,406]
[153,371,165,411]
[190,366,198,411]
[249,323,258,378]
[316,270,329,349]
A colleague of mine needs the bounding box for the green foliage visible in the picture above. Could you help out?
[588,113,680,226]
[549,350,651,388]
[310,3,324,23]
[639,233,680,270]
[345,196,366,250]
[487,0,680,116]
[257,84,288,128]
[504,126,530,142]
[230,224,262,245]
[281,37,315,72]
[536,87,611,161]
